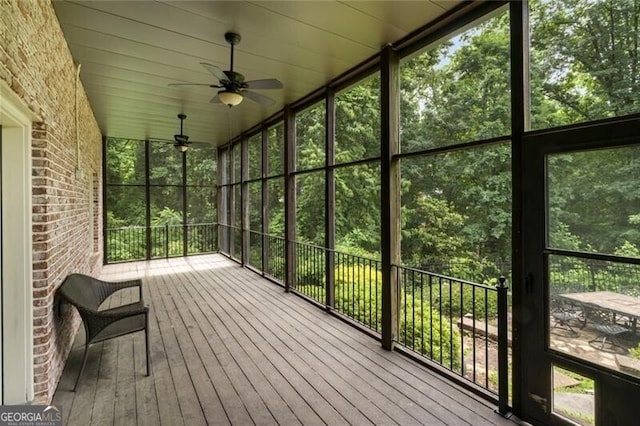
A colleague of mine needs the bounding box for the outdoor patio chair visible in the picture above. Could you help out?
[587,309,630,352]
[550,297,586,336]
[56,273,150,391]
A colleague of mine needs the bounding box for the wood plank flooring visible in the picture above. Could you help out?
[52,254,516,426]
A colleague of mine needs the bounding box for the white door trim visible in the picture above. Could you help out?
[1,81,37,404]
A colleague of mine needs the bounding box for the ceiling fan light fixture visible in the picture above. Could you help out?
[218,90,243,107]
[175,143,189,153]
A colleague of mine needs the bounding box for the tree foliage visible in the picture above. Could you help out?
[105,137,217,261]
[106,0,640,286]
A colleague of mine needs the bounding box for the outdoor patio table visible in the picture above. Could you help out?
[558,291,640,334]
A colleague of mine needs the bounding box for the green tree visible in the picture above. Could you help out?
[333,75,382,256]
[399,10,513,272]
[530,0,640,126]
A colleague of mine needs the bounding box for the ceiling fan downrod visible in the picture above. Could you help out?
[225,32,241,74]
[178,113,186,134]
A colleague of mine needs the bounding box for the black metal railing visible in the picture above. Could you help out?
[217,224,242,260]
[105,223,216,263]
[248,229,263,270]
[218,223,230,253]
[288,242,510,400]
[419,259,512,286]
[294,241,327,304]
[149,224,183,258]
[232,225,242,261]
[106,225,146,262]
[333,251,382,333]
[396,265,509,400]
[292,242,383,332]
[187,223,218,255]
[266,234,286,282]
[245,230,285,280]
[216,227,286,282]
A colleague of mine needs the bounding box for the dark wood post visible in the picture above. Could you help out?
[229,147,237,258]
[284,106,296,292]
[144,139,152,260]
[165,224,169,259]
[380,44,401,350]
[261,126,269,274]
[325,89,336,310]
[216,146,224,253]
[241,136,249,266]
[182,144,188,257]
[102,136,109,263]
[510,0,529,417]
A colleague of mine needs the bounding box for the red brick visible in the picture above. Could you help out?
[3,0,103,404]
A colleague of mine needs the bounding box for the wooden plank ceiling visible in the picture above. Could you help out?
[53,1,462,146]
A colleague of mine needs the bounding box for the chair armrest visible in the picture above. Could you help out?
[99,301,148,319]
[96,277,144,303]
[99,277,142,291]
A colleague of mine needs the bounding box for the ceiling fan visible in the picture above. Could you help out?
[152,113,211,152]
[169,32,283,107]
[173,113,190,152]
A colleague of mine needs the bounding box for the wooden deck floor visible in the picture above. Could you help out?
[53,254,515,426]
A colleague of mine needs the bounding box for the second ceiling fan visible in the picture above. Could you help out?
[170,32,282,107]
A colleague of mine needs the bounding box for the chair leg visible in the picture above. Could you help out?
[589,334,624,351]
[552,314,579,336]
[73,343,90,392]
[145,328,151,376]
[588,335,607,350]
[561,319,578,336]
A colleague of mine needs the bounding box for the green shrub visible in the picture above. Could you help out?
[335,264,383,331]
[630,343,640,360]
[399,295,462,370]
[295,252,326,286]
[427,281,499,319]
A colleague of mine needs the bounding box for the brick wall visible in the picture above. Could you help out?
[0,0,103,403]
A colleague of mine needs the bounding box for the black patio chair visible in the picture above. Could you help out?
[56,273,150,391]
[587,309,630,352]
[550,296,586,336]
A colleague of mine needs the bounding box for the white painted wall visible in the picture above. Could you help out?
[0,81,36,404]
